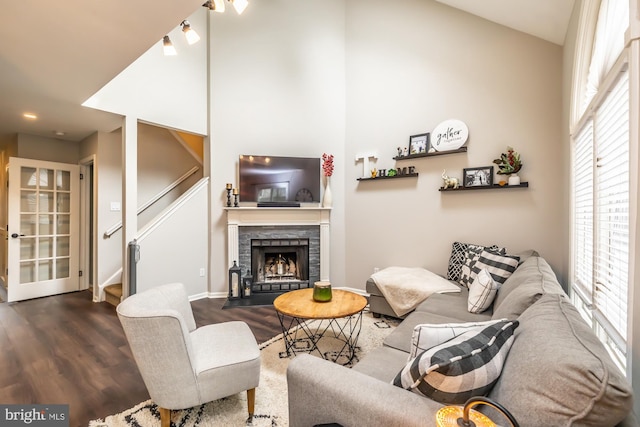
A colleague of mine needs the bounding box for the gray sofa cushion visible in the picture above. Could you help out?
[352,346,409,383]
[415,288,494,321]
[489,293,633,427]
[491,256,564,320]
[384,311,473,353]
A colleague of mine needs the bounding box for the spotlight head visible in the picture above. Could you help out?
[162,35,177,56]
[203,0,225,12]
[181,20,200,45]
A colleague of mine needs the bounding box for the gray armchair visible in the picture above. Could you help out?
[117,282,260,427]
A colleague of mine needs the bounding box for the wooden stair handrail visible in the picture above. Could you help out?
[104,166,200,238]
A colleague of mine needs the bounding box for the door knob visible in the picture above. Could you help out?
[11,233,23,238]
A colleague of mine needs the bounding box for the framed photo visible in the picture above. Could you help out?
[463,166,494,187]
[409,133,430,155]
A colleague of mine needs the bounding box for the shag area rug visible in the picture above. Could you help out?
[89,309,399,426]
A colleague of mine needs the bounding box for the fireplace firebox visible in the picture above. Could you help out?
[251,239,309,292]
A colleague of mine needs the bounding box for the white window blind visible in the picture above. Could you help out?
[573,120,594,301]
[583,0,629,109]
[593,69,629,345]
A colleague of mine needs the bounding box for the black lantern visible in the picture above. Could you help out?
[242,269,253,298]
[228,261,241,299]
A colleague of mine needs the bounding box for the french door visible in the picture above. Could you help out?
[7,158,80,302]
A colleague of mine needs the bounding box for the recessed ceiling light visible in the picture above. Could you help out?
[54,131,65,137]
[23,113,38,119]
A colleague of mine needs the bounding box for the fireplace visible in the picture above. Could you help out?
[226,207,331,296]
[251,238,309,292]
[237,225,321,294]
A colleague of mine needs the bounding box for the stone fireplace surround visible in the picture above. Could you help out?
[226,207,331,293]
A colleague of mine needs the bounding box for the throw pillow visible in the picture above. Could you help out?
[461,249,520,288]
[458,250,480,287]
[393,319,519,404]
[467,268,499,313]
[409,318,505,359]
[474,250,520,285]
[446,242,504,282]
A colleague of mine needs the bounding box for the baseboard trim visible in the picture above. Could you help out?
[196,288,368,301]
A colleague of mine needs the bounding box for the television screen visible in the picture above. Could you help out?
[239,155,321,203]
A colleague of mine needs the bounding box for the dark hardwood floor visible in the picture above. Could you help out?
[0,290,281,427]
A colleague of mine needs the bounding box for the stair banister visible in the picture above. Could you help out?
[104,166,200,238]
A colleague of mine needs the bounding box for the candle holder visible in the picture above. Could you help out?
[226,187,232,207]
[234,193,239,207]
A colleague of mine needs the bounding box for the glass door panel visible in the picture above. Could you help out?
[56,259,70,279]
[56,170,70,191]
[20,238,36,259]
[38,260,53,281]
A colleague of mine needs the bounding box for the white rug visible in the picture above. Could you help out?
[89,310,399,426]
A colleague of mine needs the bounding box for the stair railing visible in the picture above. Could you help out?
[104,165,200,238]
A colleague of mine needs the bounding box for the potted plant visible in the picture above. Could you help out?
[493,147,522,185]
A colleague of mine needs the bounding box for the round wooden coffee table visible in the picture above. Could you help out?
[274,288,367,365]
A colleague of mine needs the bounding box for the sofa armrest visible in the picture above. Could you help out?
[287,354,443,427]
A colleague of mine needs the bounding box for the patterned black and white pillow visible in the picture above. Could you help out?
[393,320,519,404]
[471,250,520,286]
[447,242,504,283]
[409,318,505,359]
[467,268,499,313]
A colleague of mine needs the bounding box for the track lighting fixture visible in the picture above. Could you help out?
[203,0,248,15]
[162,35,177,56]
[181,20,200,45]
[161,0,250,56]
[203,0,225,13]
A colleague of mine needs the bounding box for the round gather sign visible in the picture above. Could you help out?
[431,119,469,152]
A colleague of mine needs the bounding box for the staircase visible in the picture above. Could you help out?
[104,284,123,307]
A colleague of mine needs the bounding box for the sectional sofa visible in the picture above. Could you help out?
[287,251,635,427]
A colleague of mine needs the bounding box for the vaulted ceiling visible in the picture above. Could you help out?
[0,0,575,143]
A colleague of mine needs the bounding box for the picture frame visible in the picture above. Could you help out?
[408,133,430,155]
[463,166,494,187]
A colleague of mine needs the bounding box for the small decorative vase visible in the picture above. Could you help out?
[322,176,332,207]
[313,281,332,302]
[508,174,521,186]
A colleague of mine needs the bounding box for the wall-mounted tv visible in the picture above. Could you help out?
[238,155,321,204]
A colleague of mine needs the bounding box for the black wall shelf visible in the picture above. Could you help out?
[439,182,529,192]
[394,146,467,160]
[357,173,419,181]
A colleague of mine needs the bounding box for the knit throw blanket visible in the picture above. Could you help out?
[371,267,461,317]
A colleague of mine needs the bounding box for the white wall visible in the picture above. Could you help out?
[209,0,347,294]
[344,0,565,288]
[16,134,80,164]
[136,124,202,226]
[136,179,209,297]
[80,130,123,289]
[83,9,208,136]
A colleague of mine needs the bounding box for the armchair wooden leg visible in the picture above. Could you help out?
[247,388,256,418]
[159,407,171,427]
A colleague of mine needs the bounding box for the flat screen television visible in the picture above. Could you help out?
[238,155,321,204]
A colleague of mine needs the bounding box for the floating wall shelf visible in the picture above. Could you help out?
[439,182,529,192]
[357,173,419,181]
[394,146,467,160]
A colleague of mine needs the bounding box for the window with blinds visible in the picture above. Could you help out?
[594,69,629,349]
[572,69,629,369]
[573,120,593,301]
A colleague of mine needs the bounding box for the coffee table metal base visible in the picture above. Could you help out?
[277,311,364,365]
